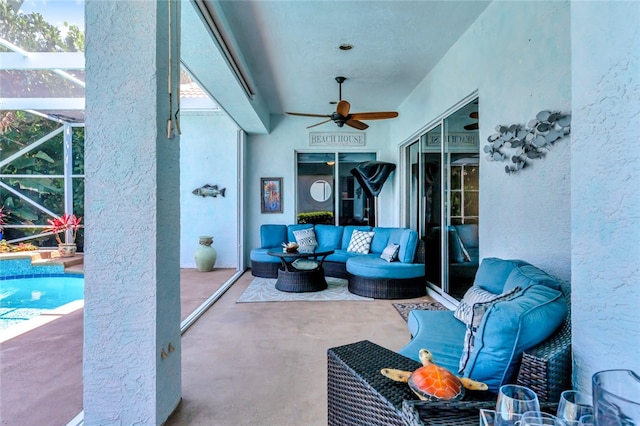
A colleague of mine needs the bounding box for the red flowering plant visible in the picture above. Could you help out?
[43,213,83,245]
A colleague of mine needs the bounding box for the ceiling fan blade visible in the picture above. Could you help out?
[345,119,369,130]
[469,111,479,119]
[464,123,479,130]
[350,111,399,121]
[336,100,350,117]
[306,119,332,129]
[286,112,331,118]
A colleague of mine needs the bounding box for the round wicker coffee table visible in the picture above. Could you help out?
[267,248,334,292]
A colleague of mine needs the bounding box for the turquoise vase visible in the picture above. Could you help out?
[194,236,217,272]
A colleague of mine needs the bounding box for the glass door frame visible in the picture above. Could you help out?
[398,92,479,305]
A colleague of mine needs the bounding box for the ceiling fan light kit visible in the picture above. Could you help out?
[286,76,399,131]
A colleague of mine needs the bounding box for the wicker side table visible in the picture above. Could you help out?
[328,341,499,426]
[328,340,421,425]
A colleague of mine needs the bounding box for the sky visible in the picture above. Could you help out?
[19,0,85,30]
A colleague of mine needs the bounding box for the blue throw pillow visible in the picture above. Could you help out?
[502,264,562,293]
[473,258,528,294]
[461,284,568,392]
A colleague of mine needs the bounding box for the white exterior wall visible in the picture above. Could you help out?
[84,0,181,423]
[394,0,572,283]
[570,2,640,391]
[180,111,239,269]
[245,117,396,259]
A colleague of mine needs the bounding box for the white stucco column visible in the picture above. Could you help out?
[84,1,182,423]
[571,1,640,390]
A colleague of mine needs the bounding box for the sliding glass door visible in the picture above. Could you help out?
[405,98,479,301]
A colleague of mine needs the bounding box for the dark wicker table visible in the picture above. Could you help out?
[328,340,496,426]
[267,248,334,292]
[328,339,565,425]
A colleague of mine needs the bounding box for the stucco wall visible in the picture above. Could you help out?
[84,0,181,423]
[180,111,239,269]
[245,116,396,258]
[394,1,572,283]
[570,1,640,391]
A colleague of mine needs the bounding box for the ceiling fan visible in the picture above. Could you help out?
[286,76,398,131]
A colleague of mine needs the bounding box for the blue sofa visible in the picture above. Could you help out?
[250,224,426,299]
[398,257,569,397]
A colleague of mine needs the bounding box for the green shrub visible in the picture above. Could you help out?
[297,211,334,224]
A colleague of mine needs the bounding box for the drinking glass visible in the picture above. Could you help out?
[519,411,566,426]
[495,385,541,426]
[577,414,594,426]
[556,390,593,424]
[592,369,640,426]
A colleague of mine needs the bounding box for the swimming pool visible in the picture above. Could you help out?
[0,257,84,331]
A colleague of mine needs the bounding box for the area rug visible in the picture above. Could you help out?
[237,277,373,303]
[392,301,448,322]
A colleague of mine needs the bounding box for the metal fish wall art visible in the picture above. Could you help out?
[192,184,226,198]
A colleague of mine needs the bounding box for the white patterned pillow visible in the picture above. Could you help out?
[454,286,500,325]
[380,243,400,262]
[458,287,521,373]
[347,230,375,254]
[293,228,317,251]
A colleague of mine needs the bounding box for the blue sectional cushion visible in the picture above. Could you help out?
[370,227,404,253]
[399,310,466,373]
[502,264,562,293]
[324,249,359,264]
[397,229,419,263]
[314,224,344,249]
[250,248,281,263]
[260,224,287,248]
[462,284,568,392]
[346,256,425,279]
[473,258,528,294]
[341,225,373,249]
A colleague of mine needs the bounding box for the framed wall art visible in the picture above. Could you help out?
[261,177,283,213]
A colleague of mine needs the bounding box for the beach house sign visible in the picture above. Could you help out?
[309,132,365,146]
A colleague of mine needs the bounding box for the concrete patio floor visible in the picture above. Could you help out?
[1,267,436,425]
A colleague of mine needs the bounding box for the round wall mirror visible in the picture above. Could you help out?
[310,180,332,202]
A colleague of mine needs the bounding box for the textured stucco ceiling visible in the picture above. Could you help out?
[216,1,491,117]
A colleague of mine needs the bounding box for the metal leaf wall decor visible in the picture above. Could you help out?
[484,110,571,174]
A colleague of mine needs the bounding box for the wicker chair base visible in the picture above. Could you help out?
[323,261,349,279]
[250,260,279,278]
[515,306,572,402]
[347,274,426,299]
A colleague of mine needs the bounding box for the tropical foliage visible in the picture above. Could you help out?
[0,1,85,248]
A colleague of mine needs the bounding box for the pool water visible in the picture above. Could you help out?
[0,275,84,330]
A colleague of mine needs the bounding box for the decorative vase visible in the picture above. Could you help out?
[58,243,77,257]
[194,236,217,272]
[593,369,640,425]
